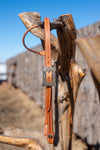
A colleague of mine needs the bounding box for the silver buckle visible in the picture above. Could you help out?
[42,65,56,86]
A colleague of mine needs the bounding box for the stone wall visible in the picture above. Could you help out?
[74,21,100,144]
[7,45,45,107]
[7,21,100,145]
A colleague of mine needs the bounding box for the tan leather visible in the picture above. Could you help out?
[44,18,54,144]
[23,17,54,144]
[22,25,45,56]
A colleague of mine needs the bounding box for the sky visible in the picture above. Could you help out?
[0,0,100,62]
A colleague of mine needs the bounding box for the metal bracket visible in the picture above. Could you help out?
[42,65,56,86]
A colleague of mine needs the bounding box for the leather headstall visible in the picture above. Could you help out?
[23,17,55,144]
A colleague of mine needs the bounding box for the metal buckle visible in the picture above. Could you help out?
[42,65,56,86]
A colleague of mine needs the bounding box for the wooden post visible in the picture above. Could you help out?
[0,12,86,150]
[76,35,100,100]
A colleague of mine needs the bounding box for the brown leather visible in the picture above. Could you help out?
[44,18,54,144]
[22,25,45,56]
[23,17,54,144]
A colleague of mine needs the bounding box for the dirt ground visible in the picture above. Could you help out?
[0,83,88,150]
[0,83,45,150]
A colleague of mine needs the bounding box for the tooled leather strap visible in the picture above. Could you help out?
[44,18,54,144]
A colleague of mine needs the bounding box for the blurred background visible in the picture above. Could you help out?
[0,0,100,62]
[0,0,100,150]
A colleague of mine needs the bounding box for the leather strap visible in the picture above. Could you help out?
[44,18,54,144]
[22,25,45,56]
[22,17,54,144]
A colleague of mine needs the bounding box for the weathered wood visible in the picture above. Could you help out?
[56,14,86,150]
[76,34,100,83]
[0,12,86,150]
[56,14,76,73]
[0,128,43,150]
[56,14,76,150]
[70,61,86,103]
[19,12,86,150]
[0,136,42,150]
[19,13,86,150]
[19,12,59,51]
[0,127,52,150]
[91,71,100,100]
